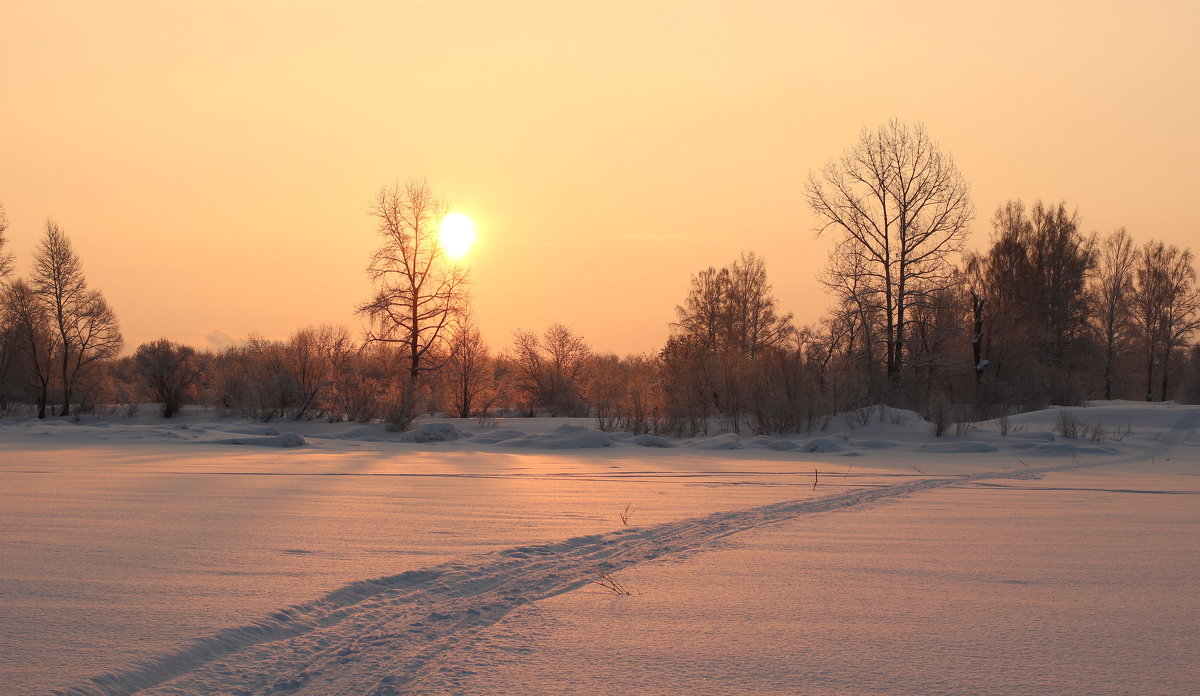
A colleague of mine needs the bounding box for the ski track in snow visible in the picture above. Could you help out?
[50,409,1199,696]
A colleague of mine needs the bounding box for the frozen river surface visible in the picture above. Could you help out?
[1,406,1197,694]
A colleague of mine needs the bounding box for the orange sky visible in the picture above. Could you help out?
[2,1,1197,356]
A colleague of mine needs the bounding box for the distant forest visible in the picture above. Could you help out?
[2,122,1199,433]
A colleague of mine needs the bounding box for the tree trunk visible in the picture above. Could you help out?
[1145,347,1155,402]
[972,292,985,385]
[1159,346,1171,402]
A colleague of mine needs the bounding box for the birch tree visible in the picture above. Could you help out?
[807,120,973,389]
[1093,228,1138,400]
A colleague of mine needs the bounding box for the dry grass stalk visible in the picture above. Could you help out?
[593,572,633,595]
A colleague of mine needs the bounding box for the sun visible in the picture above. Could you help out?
[438,212,477,261]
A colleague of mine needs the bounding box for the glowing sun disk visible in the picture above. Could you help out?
[439,212,476,260]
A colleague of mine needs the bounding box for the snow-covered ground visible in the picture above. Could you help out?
[1,402,1196,695]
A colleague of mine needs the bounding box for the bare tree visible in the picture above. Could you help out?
[2,279,54,417]
[807,120,973,387]
[0,202,16,407]
[675,252,794,358]
[31,221,123,416]
[507,323,591,416]
[358,180,470,429]
[0,201,14,281]
[1134,241,1200,401]
[671,253,796,431]
[1093,228,1138,400]
[965,201,1096,406]
[444,314,494,418]
[134,338,201,417]
[285,325,351,420]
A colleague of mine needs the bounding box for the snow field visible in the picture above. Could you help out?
[0,401,1195,694]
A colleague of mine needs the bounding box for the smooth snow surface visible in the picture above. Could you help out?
[0,403,1196,695]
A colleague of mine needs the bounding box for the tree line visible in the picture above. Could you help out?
[1,124,1198,432]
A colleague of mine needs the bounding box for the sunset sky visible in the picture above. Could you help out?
[2,1,1197,356]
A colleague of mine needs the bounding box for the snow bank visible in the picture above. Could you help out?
[855,439,899,449]
[921,441,997,453]
[500,424,612,449]
[221,426,282,436]
[468,429,528,445]
[799,437,844,453]
[211,433,307,448]
[688,433,742,450]
[395,422,466,443]
[630,434,673,448]
[1024,442,1119,456]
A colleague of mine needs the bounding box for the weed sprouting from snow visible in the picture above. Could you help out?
[1113,422,1133,441]
[619,503,636,527]
[1054,410,1131,442]
[593,572,633,595]
[1055,409,1081,439]
[812,468,819,491]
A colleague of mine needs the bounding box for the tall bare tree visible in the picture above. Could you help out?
[0,201,14,281]
[358,180,469,429]
[1134,241,1200,401]
[675,252,793,358]
[807,120,973,387]
[0,202,16,406]
[1094,228,1138,400]
[31,221,123,416]
[444,314,493,418]
[2,279,54,417]
[965,201,1096,406]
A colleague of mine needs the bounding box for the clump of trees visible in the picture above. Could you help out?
[2,132,1198,429]
[1,214,123,417]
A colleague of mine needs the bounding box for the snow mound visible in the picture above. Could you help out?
[921,441,997,453]
[855,439,899,449]
[1011,431,1056,441]
[395,423,466,443]
[688,433,742,450]
[630,434,673,448]
[335,426,383,441]
[1025,442,1119,456]
[800,437,844,453]
[500,424,612,449]
[883,407,923,425]
[747,435,773,447]
[213,433,307,448]
[766,440,800,451]
[607,432,636,441]
[223,426,282,436]
[467,429,527,445]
